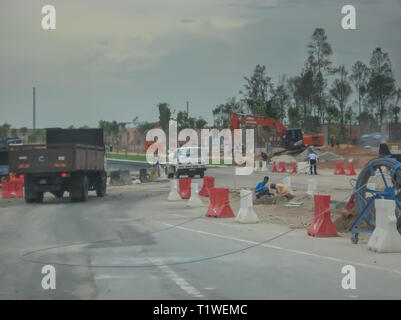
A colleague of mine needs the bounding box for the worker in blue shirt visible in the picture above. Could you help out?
[255,176,273,199]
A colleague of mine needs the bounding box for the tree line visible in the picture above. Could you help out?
[213,28,400,143]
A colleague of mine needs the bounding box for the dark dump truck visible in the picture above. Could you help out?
[0,144,8,180]
[8,128,106,203]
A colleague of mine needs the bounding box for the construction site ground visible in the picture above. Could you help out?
[2,165,401,299]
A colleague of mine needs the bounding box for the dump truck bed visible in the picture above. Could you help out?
[8,144,105,174]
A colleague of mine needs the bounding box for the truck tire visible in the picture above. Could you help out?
[24,176,44,203]
[96,172,107,197]
[70,173,88,202]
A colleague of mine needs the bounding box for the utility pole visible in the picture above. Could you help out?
[186,101,189,116]
[33,87,36,129]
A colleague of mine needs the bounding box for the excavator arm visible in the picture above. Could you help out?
[230,112,324,149]
[230,113,287,136]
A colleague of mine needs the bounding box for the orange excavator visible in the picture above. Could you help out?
[230,113,324,150]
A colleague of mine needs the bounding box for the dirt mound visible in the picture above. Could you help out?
[333,208,371,233]
[254,195,288,205]
[318,145,377,170]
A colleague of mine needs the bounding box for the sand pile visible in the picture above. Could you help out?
[271,155,297,163]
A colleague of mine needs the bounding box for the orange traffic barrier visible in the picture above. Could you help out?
[272,162,278,173]
[178,178,191,199]
[206,188,234,218]
[289,162,297,174]
[334,162,345,175]
[199,176,215,197]
[307,195,338,237]
[1,178,24,199]
[346,160,356,176]
[345,193,356,214]
[278,162,286,173]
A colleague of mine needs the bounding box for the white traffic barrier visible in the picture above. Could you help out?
[254,162,261,172]
[187,183,204,207]
[307,179,316,196]
[297,161,309,174]
[159,165,168,180]
[367,199,401,253]
[167,179,182,201]
[262,161,267,172]
[235,190,260,224]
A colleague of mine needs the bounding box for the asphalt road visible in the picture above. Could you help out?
[1,167,401,299]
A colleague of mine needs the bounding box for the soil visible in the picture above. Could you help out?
[318,145,377,170]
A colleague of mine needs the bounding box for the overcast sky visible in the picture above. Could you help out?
[1,0,400,129]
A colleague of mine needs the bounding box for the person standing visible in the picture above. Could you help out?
[309,152,318,175]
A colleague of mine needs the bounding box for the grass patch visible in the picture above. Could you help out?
[106,153,232,166]
[107,153,147,162]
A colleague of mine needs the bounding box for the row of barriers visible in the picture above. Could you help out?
[167,176,401,252]
[334,160,356,175]
[272,162,298,174]
[1,178,24,199]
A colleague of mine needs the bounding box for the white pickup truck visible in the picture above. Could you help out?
[167,147,207,179]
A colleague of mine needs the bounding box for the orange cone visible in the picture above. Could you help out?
[346,160,356,176]
[334,162,345,175]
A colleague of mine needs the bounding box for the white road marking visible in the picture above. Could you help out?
[160,222,401,276]
[149,258,205,299]
[95,275,138,280]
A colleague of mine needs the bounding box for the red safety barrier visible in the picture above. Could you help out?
[345,193,355,213]
[272,162,278,173]
[278,162,287,173]
[345,160,356,176]
[206,188,234,218]
[289,162,297,174]
[179,178,191,199]
[307,195,338,237]
[334,162,346,175]
[1,178,24,199]
[199,176,215,197]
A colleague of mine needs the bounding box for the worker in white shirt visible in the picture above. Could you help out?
[309,152,318,175]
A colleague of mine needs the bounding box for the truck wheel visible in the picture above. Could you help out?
[82,176,88,201]
[71,173,88,202]
[96,172,107,197]
[24,176,43,203]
